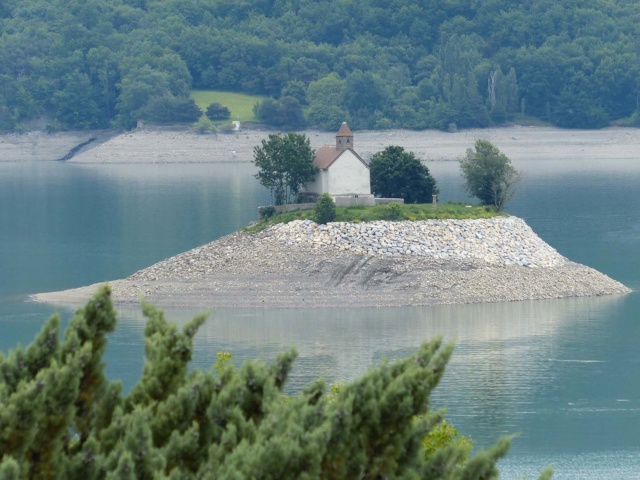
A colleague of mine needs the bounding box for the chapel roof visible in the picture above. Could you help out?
[313,146,343,169]
[312,122,368,169]
[313,145,369,170]
[336,122,353,137]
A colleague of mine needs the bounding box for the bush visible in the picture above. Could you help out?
[192,116,218,134]
[205,102,231,121]
[315,193,336,224]
[259,205,276,219]
[387,202,402,220]
[139,95,202,123]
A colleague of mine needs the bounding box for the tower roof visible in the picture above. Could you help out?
[336,122,353,137]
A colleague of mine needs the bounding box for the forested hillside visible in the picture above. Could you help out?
[1,0,638,131]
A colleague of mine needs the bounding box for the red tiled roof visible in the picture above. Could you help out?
[313,145,369,169]
[336,122,353,137]
[313,146,342,169]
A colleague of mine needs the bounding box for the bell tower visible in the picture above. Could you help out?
[336,122,354,151]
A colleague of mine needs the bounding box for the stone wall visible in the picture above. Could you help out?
[333,194,375,207]
[374,198,404,205]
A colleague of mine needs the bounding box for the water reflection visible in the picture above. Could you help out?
[0,162,270,297]
[118,294,623,364]
[113,294,629,447]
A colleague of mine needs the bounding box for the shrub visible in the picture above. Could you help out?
[315,193,336,224]
[205,102,231,121]
[259,205,276,219]
[387,202,402,220]
[192,116,218,134]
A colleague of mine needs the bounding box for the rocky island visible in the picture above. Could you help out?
[34,216,630,309]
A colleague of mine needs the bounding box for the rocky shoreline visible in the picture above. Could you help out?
[3,125,640,163]
[33,217,630,309]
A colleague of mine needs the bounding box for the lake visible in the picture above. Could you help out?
[1,157,639,478]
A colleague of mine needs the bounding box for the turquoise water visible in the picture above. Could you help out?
[1,158,640,477]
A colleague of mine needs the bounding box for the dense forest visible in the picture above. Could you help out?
[1,0,639,131]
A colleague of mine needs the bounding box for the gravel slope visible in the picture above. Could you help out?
[33,218,630,309]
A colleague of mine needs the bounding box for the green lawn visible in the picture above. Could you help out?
[248,202,504,232]
[190,90,267,122]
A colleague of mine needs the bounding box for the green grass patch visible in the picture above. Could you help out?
[246,202,504,233]
[190,90,267,122]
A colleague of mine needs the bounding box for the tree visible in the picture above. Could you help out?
[192,116,217,134]
[205,102,231,121]
[460,139,520,211]
[315,193,336,224]
[307,105,348,130]
[138,95,202,123]
[51,70,100,129]
[253,97,306,129]
[370,146,439,203]
[343,70,390,129]
[253,132,317,205]
[281,80,307,105]
[0,286,528,479]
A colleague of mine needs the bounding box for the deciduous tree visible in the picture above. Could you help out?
[253,96,306,129]
[460,139,520,211]
[253,132,317,205]
[205,102,231,121]
[370,146,439,203]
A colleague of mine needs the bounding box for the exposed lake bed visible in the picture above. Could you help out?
[3,124,640,164]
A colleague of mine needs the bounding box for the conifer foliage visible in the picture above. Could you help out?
[315,193,336,224]
[0,286,519,479]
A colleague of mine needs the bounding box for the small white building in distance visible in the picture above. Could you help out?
[302,122,375,206]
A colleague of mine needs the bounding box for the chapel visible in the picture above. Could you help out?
[302,122,374,206]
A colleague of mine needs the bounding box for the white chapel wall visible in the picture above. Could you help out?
[327,151,371,195]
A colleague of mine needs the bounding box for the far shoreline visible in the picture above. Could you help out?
[2,124,640,164]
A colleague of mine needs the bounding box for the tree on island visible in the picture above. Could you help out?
[369,146,439,203]
[314,193,336,224]
[0,286,544,479]
[460,139,520,212]
[253,132,317,205]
